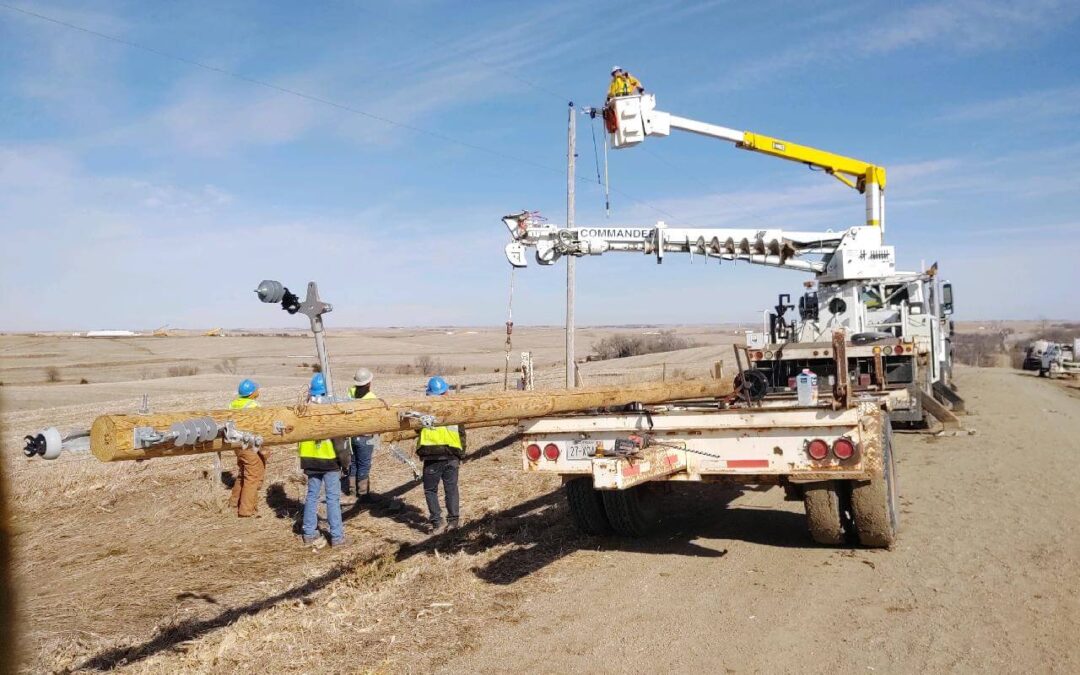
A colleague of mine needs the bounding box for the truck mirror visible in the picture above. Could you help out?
[942,282,954,316]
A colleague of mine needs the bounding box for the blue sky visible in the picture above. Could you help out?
[1,0,1079,330]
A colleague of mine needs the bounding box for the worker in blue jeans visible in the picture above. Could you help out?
[343,367,378,502]
[417,376,466,534]
[299,373,349,549]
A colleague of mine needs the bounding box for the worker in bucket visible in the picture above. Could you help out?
[607,66,644,100]
[343,367,378,502]
[298,372,349,549]
[228,379,268,517]
[416,376,466,534]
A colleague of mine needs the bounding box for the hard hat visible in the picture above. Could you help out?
[352,367,374,386]
[425,376,449,396]
[309,372,327,397]
[237,379,259,397]
[611,65,622,75]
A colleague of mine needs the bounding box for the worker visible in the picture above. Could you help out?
[416,376,465,534]
[343,367,378,502]
[299,373,349,549]
[607,66,644,100]
[227,379,268,517]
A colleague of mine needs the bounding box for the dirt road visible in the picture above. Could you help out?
[442,367,1080,673]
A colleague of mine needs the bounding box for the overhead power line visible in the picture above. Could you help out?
[0,2,689,224]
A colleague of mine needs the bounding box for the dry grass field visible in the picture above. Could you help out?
[1,325,1077,673]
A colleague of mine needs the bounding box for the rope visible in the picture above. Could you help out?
[588,114,611,217]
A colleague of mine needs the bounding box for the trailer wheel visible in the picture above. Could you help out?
[850,426,899,548]
[565,478,612,535]
[601,485,658,537]
[803,481,846,545]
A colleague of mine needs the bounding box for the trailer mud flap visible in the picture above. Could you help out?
[592,446,687,490]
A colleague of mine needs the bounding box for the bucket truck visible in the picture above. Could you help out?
[506,93,962,425]
[496,92,937,546]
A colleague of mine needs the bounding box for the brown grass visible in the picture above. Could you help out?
[45,366,61,383]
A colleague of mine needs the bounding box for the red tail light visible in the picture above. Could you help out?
[807,438,829,460]
[832,437,856,460]
[525,444,541,461]
[543,443,560,461]
[894,345,904,355]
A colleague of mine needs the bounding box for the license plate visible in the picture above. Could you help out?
[566,440,598,460]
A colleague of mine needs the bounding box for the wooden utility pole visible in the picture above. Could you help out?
[566,101,577,388]
[88,378,734,462]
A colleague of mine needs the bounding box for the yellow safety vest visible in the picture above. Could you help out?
[348,387,377,401]
[418,425,463,451]
[229,397,259,409]
[608,73,642,98]
[298,437,336,459]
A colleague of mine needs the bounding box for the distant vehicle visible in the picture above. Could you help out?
[1023,340,1050,371]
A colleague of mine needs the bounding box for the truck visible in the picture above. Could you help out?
[501,91,944,545]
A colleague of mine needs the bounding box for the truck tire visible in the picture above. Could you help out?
[803,481,846,545]
[601,485,658,537]
[565,478,612,535]
[850,427,899,548]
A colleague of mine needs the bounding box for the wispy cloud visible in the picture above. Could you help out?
[715,0,1080,90]
[940,84,1080,122]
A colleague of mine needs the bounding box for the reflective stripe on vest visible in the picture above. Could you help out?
[418,424,462,450]
[348,387,377,400]
[229,397,259,409]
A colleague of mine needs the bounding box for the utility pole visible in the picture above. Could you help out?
[566,101,577,388]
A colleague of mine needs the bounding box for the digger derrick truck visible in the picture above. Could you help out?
[496,91,945,545]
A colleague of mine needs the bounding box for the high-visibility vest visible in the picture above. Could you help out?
[418,425,463,453]
[229,397,259,410]
[348,387,377,401]
[298,395,336,459]
[298,437,336,459]
[608,73,642,98]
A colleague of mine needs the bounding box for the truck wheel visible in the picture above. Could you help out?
[601,485,658,537]
[850,427,899,548]
[803,481,846,545]
[565,478,612,535]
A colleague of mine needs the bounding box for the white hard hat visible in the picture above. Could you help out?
[352,367,374,386]
[611,65,622,75]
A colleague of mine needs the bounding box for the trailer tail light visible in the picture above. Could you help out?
[753,351,764,360]
[525,444,542,461]
[543,443,560,461]
[894,345,904,355]
[832,437,856,460]
[806,438,829,461]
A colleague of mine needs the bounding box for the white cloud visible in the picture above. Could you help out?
[715,0,1080,90]
[940,84,1080,122]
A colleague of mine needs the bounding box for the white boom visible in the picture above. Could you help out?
[502,213,895,283]
[605,94,887,233]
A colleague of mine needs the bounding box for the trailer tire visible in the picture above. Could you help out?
[850,426,899,548]
[565,478,612,535]
[601,485,658,537]
[803,481,846,545]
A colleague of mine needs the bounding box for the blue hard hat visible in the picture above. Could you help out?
[237,379,259,397]
[425,376,449,396]
[309,372,327,396]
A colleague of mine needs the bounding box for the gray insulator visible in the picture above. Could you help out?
[255,279,285,304]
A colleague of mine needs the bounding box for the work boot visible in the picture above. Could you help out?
[426,521,445,535]
[330,537,348,548]
[446,519,460,531]
[302,535,327,551]
[356,478,374,504]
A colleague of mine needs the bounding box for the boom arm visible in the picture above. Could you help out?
[606,94,887,231]
[502,212,895,282]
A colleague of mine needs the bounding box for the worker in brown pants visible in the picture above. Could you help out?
[228,379,269,517]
